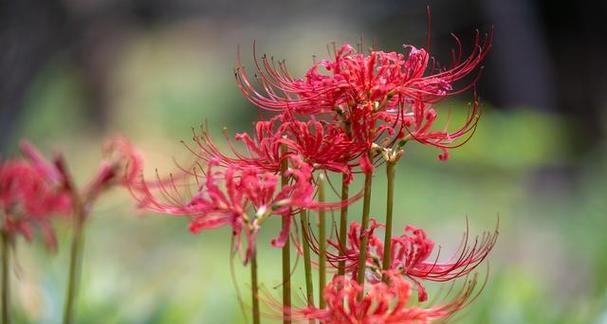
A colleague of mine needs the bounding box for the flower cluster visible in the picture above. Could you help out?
[236,31,491,163]
[132,27,496,324]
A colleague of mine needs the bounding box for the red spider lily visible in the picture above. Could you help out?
[19,141,64,184]
[102,136,144,186]
[85,137,145,199]
[0,143,71,249]
[236,33,490,166]
[235,32,491,116]
[287,272,478,324]
[184,110,376,179]
[314,218,497,302]
[279,113,368,181]
[187,113,372,177]
[398,92,480,161]
[132,156,319,263]
[185,115,285,173]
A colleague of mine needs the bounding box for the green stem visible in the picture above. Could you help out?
[317,174,327,309]
[280,144,291,324]
[299,210,314,307]
[250,249,260,324]
[61,158,87,324]
[382,162,396,281]
[356,171,374,293]
[63,207,86,324]
[1,231,10,324]
[337,174,349,277]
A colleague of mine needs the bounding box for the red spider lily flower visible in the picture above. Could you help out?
[86,137,145,198]
[236,33,490,165]
[188,113,368,176]
[186,115,285,173]
[235,32,491,116]
[186,111,373,178]
[0,143,71,249]
[399,93,480,161]
[279,113,368,181]
[288,272,478,324]
[102,136,144,186]
[19,141,64,184]
[132,156,317,263]
[317,218,497,302]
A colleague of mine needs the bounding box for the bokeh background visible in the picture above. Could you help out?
[2,0,607,323]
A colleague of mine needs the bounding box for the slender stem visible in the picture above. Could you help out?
[250,249,260,324]
[280,144,291,324]
[337,173,349,276]
[60,158,87,324]
[356,171,374,292]
[1,231,10,324]
[63,207,86,324]
[382,161,396,281]
[299,210,314,307]
[317,174,327,309]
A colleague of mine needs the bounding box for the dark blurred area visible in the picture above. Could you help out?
[1,1,607,323]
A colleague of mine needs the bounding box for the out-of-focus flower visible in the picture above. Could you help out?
[86,136,145,199]
[321,218,497,301]
[291,272,478,324]
[0,137,144,249]
[0,142,71,249]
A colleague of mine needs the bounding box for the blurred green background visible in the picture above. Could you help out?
[2,1,607,323]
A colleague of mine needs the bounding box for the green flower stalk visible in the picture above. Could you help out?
[355,170,374,292]
[337,174,349,277]
[380,146,402,281]
[280,143,291,324]
[250,249,260,324]
[317,174,327,309]
[299,209,314,307]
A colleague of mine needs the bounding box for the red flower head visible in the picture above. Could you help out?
[187,115,285,173]
[323,218,497,302]
[86,137,145,198]
[0,142,71,249]
[292,272,478,324]
[236,32,491,163]
[399,93,481,161]
[236,34,491,116]
[186,111,374,180]
[279,113,368,181]
[133,155,317,263]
